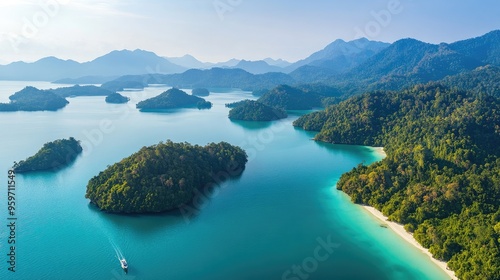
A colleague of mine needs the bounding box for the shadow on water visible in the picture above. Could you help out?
[87,173,245,234]
[229,119,273,130]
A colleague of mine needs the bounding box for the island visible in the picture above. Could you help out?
[50,85,115,97]
[227,100,287,121]
[13,137,83,173]
[191,88,210,96]
[136,88,212,110]
[105,93,130,104]
[0,86,69,112]
[85,141,248,213]
[101,80,147,92]
[258,84,322,110]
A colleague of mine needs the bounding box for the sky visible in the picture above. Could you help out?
[0,0,499,64]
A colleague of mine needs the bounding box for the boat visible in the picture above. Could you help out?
[120,258,128,273]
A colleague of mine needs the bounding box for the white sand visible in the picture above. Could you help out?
[362,205,457,280]
[372,147,387,158]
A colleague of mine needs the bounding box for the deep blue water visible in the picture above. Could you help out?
[0,81,449,279]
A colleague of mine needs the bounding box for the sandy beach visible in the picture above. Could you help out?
[362,205,457,280]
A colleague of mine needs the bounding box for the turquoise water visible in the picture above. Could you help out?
[0,81,450,279]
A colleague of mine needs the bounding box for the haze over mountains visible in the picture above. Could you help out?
[1,30,499,91]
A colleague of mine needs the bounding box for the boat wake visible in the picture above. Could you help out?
[110,239,125,261]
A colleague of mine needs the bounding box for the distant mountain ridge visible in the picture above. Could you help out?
[0,49,186,81]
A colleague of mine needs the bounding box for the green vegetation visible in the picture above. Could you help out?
[227,100,287,121]
[191,88,210,96]
[13,137,82,173]
[85,141,247,213]
[294,84,500,279]
[258,85,322,110]
[0,86,69,111]
[105,93,130,104]
[51,85,115,97]
[136,88,211,110]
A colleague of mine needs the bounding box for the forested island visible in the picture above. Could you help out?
[294,83,500,279]
[136,88,212,110]
[226,100,287,121]
[0,86,69,111]
[51,85,115,97]
[13,137,83,173]
[85,141,248,213]
[105,92,130,104]
[191,88,210,96]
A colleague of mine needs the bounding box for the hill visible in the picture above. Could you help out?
[227,100,287,121]
[50,85,115,97]
[85,141,248,213]
[258,85,322,110]
[294,84,500,279]
[136,88,211,110]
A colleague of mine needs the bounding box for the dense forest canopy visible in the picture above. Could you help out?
[85,141,248,213]
[226,100,287,121]
[294,84,500,279]
[14,137,83,173]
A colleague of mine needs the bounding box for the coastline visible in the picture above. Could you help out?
[361,205,457,280]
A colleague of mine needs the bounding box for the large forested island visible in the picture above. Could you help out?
[0,86,69,111]
[85,141,248,213]
[13,137,83,173]
[227,100,287,121]
[294,83,500,279]
[50,85,115,97]
[136,88,212,110]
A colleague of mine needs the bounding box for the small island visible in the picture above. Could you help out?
[85,141,248,213]
[191,88,210,97]
[0,86,69,112]
[136,88,212,110]
[227,100,287,121]
[105,93,130,104]
[13,137,83,173]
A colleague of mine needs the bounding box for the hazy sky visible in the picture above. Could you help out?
[0,0,499,63]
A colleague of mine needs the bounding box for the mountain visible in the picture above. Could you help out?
[0,57,81,81]
[263,58,292,68]
[81,49,186,76]
[287,38,390,73]
[450,30,500,66]
[211,58,241,68]
[165,54,214,69]
[0,49,186,81]
[231,60,285,74]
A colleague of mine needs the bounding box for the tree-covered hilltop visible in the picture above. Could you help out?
[50,85,115,97]
[226,100,287,121]
[191,88,210,96]
[105,93,130,104]
[136,88,212,110]
[85,141,248,213]
[0,86,69,111]
[13,137,83,173]
[258,84,322,110]
[294,84,500,279]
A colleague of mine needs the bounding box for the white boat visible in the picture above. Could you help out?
[120,258,128,273]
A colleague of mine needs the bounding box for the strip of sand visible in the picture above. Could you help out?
[362,205,457,280]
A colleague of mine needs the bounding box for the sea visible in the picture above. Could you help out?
[0,81,450,279]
